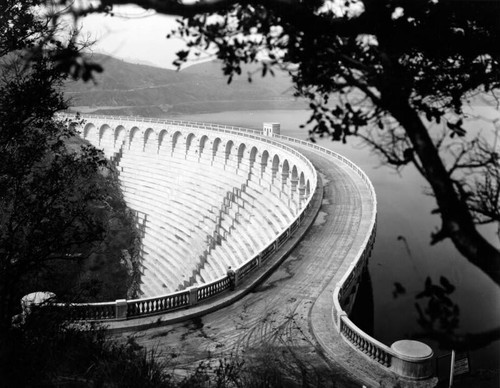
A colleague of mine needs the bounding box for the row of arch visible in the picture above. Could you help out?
[81,122,312,193]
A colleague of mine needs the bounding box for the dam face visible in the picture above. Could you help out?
[81,117,315,298]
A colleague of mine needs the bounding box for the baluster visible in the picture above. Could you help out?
[376,349,383,364]
[381,350,387,365]
[384,352,391,367]
[369,344,375,358]
[362,339,368,353]
[381,349,387,366]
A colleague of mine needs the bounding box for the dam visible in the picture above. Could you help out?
[58,113,435,385]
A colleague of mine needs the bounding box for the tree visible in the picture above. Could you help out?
[55,0,500,287]
[0,0,135,330]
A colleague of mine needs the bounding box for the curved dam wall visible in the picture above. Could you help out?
[58,114,317,319]
[82,116,315,298]
[52,114,433,380]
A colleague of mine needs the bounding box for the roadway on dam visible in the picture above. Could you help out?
[119,147,426,388]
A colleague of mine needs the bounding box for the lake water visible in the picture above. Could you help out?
[171,109,500,371]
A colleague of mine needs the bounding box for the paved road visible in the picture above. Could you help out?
[123,147,426,388]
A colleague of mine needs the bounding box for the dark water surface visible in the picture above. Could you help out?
[171,109,500,371]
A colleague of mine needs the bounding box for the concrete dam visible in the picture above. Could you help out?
[83,117,315,298]
[59,114,435,384]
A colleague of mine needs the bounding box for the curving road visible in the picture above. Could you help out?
[120,146,422,387]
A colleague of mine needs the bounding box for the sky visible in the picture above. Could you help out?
[76,5,200,69]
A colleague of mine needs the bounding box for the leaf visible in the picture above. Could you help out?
[440,276,455,294]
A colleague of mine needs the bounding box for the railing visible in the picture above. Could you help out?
[52,113,317,322]
[54,301,116,321]
[65,113,263,135]
[273,134,434,380]
[340,317,392,367]
[127,290,190,317]
[197,276,231,302]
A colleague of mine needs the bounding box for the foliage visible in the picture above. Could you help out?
[0,308,175,387]
[412,275,500,353]
[0,307,343,388]
[0,1,137,329]
[86,0,500,286]
[39,0,499,287]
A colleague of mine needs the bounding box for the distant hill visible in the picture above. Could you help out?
[64,54,306,117]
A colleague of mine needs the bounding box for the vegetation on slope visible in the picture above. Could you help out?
[65,54,307,116]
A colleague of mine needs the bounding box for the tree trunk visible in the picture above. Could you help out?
[385,97,500,286]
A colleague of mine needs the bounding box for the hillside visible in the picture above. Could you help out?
[65,54,307,116]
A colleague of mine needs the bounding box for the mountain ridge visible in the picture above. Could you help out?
[65,54,306,117]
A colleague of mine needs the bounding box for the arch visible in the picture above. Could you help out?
[83,123,95,139]
[299,172,305,187]
[129,127,140,147]
[282,159,290,185]
[158,129,168,149]
[99,125,113,155]
[272,154,280,179]
[212,138,222,158]
[99,124,111,142]
[144,128,155,149]
[186,133,196,152]
[261,150,270,174]
[237,143,246,166]
[306,180,311,196]
[249,146,258,166]
[291,165,299,193]
[114,125,126,148]
[225,140,234,162]
[172,131,182,152]
[199,135,209,155]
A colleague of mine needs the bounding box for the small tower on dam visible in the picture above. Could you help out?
[263,122,280,136]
